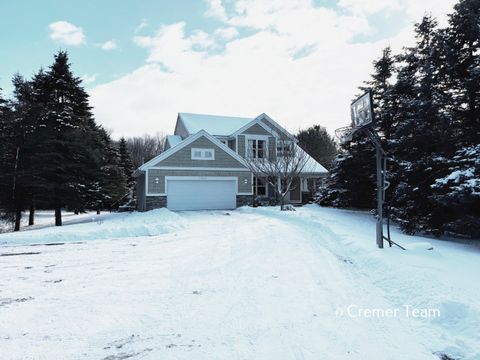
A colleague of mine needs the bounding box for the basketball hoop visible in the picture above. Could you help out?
[334,89,403,250]
[335,126,356,144]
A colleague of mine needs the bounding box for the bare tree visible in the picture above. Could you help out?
[125,133,166,169]
[244,133,313,210]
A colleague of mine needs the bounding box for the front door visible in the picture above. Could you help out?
[289,178,301,202]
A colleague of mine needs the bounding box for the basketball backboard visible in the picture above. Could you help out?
[351,90,374,128]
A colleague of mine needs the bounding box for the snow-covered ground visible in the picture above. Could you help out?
[0,210,113,234]
[0,205,478,360]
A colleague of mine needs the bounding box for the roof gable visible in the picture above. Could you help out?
[137,130,247,172]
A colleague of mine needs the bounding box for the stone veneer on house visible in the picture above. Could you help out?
[145,195,252,211]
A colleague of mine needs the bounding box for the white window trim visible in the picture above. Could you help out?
[191,148,215,160]
[276,140,293,157]
[253,176,268,196]
[245,135,269,159]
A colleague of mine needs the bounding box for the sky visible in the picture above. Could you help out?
[0,0,458,138]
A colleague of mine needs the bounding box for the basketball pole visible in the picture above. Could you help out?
[364,128,385,249]
[344,89,406,250]
[375,143,384,249]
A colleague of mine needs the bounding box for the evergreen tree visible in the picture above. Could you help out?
[390,16,453,235]
[33,51,104,225]
[445,0,480,146]
[0,89,18,228]
[425,0,480,237]
[296,125,337,169]
[430,144,480,237]
[96,128,127,210]
[118,137,135,198]
[0,77,39,231]
[10,74,45,227]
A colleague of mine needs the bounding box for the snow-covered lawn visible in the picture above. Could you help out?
[0,205,478,360]
[0,210,113,234]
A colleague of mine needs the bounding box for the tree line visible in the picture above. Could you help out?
[0,52,137,230]
[320,0,479,238]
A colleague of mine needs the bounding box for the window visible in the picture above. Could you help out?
[247,139,267,158]
[276,141,293,157]
[253,176,267,196]
[191,148,215,160]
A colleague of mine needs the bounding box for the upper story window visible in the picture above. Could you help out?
[276,141,293,157]
[247,139,267,159]
[191,148,215,160]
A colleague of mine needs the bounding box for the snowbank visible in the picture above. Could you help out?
[0,209,184,246]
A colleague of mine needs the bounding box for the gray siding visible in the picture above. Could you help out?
[136,172,146,211]
[237,135,245,157]
[241,123,271,135]
[147,169,164,194]
[228,139,236,151]
[147,169,252,194]
[268,136,276,159]
[259,117,291,139]
[153,136,245,168]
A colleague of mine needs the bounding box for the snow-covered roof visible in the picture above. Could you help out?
[301,148,328,175]
[179,112,253,136]
[166,135,183,148]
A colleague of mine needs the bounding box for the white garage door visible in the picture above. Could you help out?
[167,178,237,211]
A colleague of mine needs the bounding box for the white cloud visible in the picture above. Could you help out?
[90,0,458,139]
[190,30,215,48]
[48,21,85,46]
[339,0,457,25]
[338,0,403,15]
[135,18,149,33]
[133,23,212,72]
[214,27,239,40]
[97,40,118,50]
[81,74,97,84]
[205,0,228,21]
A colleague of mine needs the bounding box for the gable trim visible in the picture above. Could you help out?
[254,113,296,141]
[138,130,247,171]
[231,116,275,137]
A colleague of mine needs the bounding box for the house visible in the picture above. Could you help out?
[133,113,328,211]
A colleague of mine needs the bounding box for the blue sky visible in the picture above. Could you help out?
[1,0,214,91]
[0,0,457,137]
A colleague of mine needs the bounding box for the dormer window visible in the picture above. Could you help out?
[191,148,215,160]
[247,139,267,159]
[277,142,293,157]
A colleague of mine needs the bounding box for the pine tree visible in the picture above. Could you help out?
[118,137,135,199]
[445,0,480,145]
[430,145,480,237]
[97,129,127,210]
[296,125,337,170]
[0,89,18,228]
[32,51,104,225]
[0,77,40,231]
[390,16,453,235]
[426,0,480,237]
